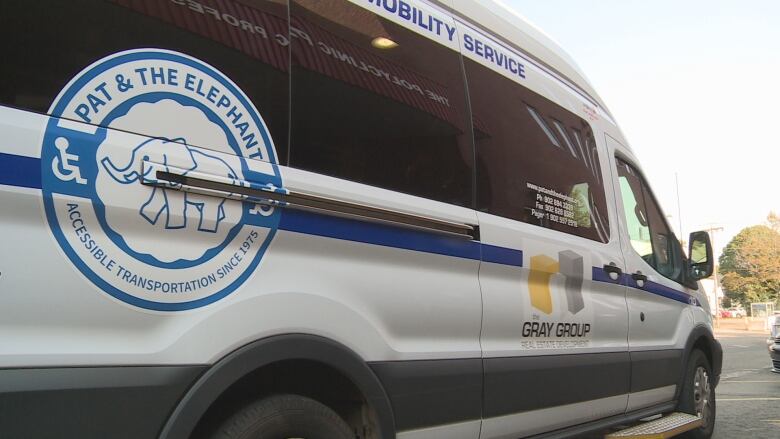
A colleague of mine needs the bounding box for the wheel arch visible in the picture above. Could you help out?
[675,324,722,401]
[158,333,396,439]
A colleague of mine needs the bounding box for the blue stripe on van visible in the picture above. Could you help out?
[278,209,523,266]
[591,266,700,306]
[279,208,482,261]
[0,152,524,267]
[481,243,524,266]
[0,152,41,189]
[627,276,700,306]
[591,266,615,284]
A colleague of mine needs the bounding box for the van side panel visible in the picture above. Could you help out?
[461,28,631,435]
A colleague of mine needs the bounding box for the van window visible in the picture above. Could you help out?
[288,0,474,207]
[616,158,684,282]
[616,159,653,259]
[465,59,610,242]
[0,0,290,163]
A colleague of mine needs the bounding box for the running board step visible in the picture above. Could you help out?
[605,412,703,439]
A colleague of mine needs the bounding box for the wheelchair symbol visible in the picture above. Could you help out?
[52,137,87,185]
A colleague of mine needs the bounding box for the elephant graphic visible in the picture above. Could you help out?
[100,137,239,233]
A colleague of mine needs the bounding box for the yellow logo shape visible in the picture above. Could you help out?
[529,255,559,314]
[528,251,585,315]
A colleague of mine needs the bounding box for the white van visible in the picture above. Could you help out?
[0,0,721,438]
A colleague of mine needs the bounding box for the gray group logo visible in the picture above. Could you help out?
[529,250,584,315]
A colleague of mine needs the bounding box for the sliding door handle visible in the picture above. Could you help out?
[631,271,647,288]
[603,263,623,281]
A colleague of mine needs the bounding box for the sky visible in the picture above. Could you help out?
[503,0,780,257]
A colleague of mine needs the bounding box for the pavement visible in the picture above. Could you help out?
[712,320,779,438]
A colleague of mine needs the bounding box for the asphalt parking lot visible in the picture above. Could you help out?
[712,331,779,438]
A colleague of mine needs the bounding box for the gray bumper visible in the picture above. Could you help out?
[0,365,205,438]
[769,339,780,372]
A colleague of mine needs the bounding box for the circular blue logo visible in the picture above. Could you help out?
[41,49,281,311]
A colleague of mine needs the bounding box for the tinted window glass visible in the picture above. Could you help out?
[289,0,473,207]
[465,59,609,242]
[0,0,289,163]
[617,158,684,282]
[641,180,683,280]
[617,159,653,259]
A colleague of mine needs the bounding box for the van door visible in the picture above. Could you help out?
[608,135,690,411]
[461,51,630,436]
[287,1,482,437]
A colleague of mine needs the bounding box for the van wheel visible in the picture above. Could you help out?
[677,349,716,438]
[210,394,353,439]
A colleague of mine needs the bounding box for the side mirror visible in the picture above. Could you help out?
[688,231,714,280]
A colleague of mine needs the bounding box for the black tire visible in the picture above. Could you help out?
[677,349,716,438]
[210,394,354,439]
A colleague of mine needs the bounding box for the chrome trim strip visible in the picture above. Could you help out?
[147,168,478,240]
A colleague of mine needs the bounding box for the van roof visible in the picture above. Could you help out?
[442,0,613,121]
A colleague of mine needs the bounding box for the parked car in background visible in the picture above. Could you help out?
[768,312,780,372]
[725,307,746,318]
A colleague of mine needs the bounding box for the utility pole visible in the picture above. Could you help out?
[675,173,683,242]
[703,225,724,327]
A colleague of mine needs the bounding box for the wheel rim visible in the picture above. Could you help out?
[693,366,712,426]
